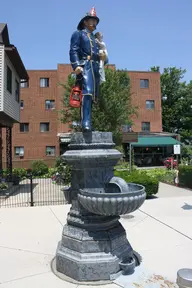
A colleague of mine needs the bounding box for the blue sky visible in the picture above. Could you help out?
[1,0,192,81]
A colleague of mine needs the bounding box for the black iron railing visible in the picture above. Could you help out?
[0,173,67,208]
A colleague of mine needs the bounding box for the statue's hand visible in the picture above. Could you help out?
[75,66,83,75]
[99,50,106,61]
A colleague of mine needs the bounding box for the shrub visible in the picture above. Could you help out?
[12,168,27,179]
[114,169,159,197]
[1,169,8,178]
[143,168,176,185]
[158,170,176,185]
[114,161,129,170]
[55,157,65,173]
[114,161,137,171]
[1,168,26,182]
[63,164,72,185]
[47,168,57,178]
[54,157,71,185]
[0,182,8,190]
[115,145,124,154]
[179,165,192,189]
[31,160,49,176]
[35,168,56,179]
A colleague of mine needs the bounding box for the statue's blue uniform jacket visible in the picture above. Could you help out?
[69,28,108,129]
[70,29,106,99]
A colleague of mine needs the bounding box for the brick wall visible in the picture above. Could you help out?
[128,71,162,132]
[2,65,162,168]
[3,70,62,168]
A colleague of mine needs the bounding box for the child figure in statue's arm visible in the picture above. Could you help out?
[95,32,108,84]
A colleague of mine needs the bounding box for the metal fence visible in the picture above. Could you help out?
[0,176,67,208]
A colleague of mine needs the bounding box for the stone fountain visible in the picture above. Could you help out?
[52,132,146,282]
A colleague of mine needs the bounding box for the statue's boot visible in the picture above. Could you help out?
[81,95,92,132]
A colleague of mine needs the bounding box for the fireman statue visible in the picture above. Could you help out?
[69,7,108,132]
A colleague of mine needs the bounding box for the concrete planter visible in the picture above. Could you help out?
[0,183,14,199]
[61,186,71,204]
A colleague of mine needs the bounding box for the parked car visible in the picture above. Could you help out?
[163,156,178,169]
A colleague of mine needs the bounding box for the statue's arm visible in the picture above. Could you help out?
[102,42,109,65]
[104,52,109,65]
[69,31,81,71]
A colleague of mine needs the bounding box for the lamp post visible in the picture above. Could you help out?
[129,143,132,173]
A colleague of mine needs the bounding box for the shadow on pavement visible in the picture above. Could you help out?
[11,183,38,195]
[146,195,159,200]
[181,202,192,210]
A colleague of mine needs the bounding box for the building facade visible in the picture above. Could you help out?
[128,71,162,133]
[2,64,162,168]
[0,23,28,171]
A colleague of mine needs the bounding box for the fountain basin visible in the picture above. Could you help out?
[78,183,146,216]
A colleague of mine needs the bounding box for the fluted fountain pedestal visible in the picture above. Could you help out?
[53,132,146,282]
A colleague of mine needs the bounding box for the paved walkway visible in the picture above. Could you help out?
[157,182,192,198]
[0,178,66,208]
[0,184,191,287]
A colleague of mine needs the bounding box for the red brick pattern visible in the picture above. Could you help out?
[2,65,162,167]
[128,71,162,132]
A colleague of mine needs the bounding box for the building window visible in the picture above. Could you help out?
[14,146,24,156]
[121,124,133,132]
[7,65,12,93]
[40,78,49,87]
[20,80,29,88]
[40,122,49,132]
[140,79,149,88]
[146,100,155,109]
[46,146,56,156]
[15,79,20,102]
[141,122,150,132]
[20,100,24,109]
[45,100,55,110]
[20,123,29,132]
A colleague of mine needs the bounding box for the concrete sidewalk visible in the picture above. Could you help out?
[0,189,192,287]
[157,182,192,198]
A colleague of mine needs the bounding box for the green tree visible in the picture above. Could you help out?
[151,66,192,144]
[60,68,136,144]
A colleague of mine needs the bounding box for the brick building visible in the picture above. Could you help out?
[2,64,163,168]
[128,71,162,133]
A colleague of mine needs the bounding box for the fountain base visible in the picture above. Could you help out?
[54,132,145,282]
[55,220,133,281]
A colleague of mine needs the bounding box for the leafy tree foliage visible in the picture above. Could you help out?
[60,68,136,144]
[151,66,192,145]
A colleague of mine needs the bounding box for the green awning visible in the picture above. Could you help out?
[131,136,180,147]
